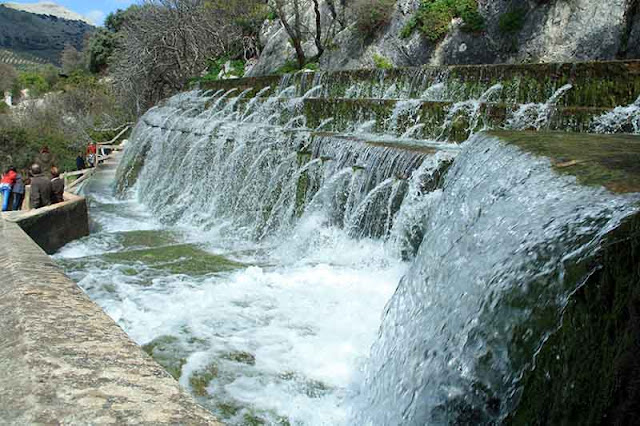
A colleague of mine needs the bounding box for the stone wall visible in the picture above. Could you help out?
[0,218,221,424]
[2,192,90,254]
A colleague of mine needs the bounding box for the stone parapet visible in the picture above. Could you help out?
[0,218,221,424]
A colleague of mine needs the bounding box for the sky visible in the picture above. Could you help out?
[6,0,138,26]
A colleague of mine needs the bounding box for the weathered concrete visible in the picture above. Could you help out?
[2,192,90,254]
[0,218,221,424]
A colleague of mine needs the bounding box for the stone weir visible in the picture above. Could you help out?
[200,60,640,142]
[111,61,640,424]
[126,61,640,424]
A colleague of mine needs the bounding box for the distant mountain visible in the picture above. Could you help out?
[0,2,94,67]
[2,1,92,24]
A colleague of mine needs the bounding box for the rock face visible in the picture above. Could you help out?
[250,0,640,76]
[0,4,94,66]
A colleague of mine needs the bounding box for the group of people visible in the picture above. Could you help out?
[77,142,99,170]
[0,164,65,212]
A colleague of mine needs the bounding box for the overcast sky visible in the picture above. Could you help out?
[6,0,138,26]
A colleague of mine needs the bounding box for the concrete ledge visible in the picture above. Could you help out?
[0,219,221,424]
[2,192,90,254]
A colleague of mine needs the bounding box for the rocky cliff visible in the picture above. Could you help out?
[250,0,640,76]
[0,3,94,66]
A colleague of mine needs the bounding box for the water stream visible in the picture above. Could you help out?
[55,80,640,425]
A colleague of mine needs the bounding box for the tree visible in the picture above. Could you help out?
[271,0,331,69]
[0,63,18,94]
[18,72,49,97]
[61,43,87,75]
[86,28,118,73]
[110,0,266,115]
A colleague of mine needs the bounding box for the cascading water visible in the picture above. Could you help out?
[353,134,638,425]
[58,68,640,425]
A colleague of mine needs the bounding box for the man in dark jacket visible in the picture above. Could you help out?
[50,166,64,204]
[29,164,52,209]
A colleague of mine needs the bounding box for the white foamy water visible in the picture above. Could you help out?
[56,81,640,425]
[56,158,409,425]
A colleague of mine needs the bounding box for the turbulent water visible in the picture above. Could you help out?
[56,77,640,425]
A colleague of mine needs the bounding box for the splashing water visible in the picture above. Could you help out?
[505,84,573,131]
[353,133,638,425]
[61,76,639,426]
[592,95,640,134]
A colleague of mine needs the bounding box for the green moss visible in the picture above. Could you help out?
[189,363,219,397]
[101,244,244,276]
[489,130,640,193]
[373,54,393,70]
[116,230,178,249]
[221,351,256,365]
[499,8,526,34]
[142,335,187,380]
[216,401,241,417]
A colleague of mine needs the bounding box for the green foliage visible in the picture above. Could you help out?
[373,53,393,69]
[104,7,141,32]
[499,8,527,34]
[86,29,118,74]
[353,0,397,38]
[275,60,320,75]
[18,72,49,96]
[0,124,77,172]
[401,0,485,42]
[196,57,246,83]
[0,63,18,93]
[0,102,9,115]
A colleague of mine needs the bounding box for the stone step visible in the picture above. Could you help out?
[201,60,640,108]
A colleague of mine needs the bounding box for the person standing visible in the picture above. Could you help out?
[0,166,17,211]
[76,154,86,171]
[50,166,64,204]
[11,169,25,210]
[87,142,97,167]
[29,164,52,209]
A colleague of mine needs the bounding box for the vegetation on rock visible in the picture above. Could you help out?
[353,0,397,39]
[401,0,485,41]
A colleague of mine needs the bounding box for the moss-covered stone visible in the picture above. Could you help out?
[189,363,220,397]
[115,230,178,249]
[490,130,640,193]
[142,335,187,380]
[507,212,640,425]
[200,60,640,108]
[101,244,244,276]
[221,351,256,365]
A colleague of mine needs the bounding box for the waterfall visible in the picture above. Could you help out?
[353,133,638,425]
[120,89,452,251]
[103,69,640,425]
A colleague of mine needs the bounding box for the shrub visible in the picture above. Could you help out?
[499,8,527,34]
[352,0,397,39]
[401,0,485,42]
[18,72,49,97]
[373,53,393,69]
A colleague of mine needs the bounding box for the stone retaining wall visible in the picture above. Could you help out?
[0,218,221,424]
[2,192,90,254]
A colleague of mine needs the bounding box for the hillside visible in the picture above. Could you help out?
[250,0,640,76]
[0,3,94,67]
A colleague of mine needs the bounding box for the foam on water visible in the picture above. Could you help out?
[58,82,640,425]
